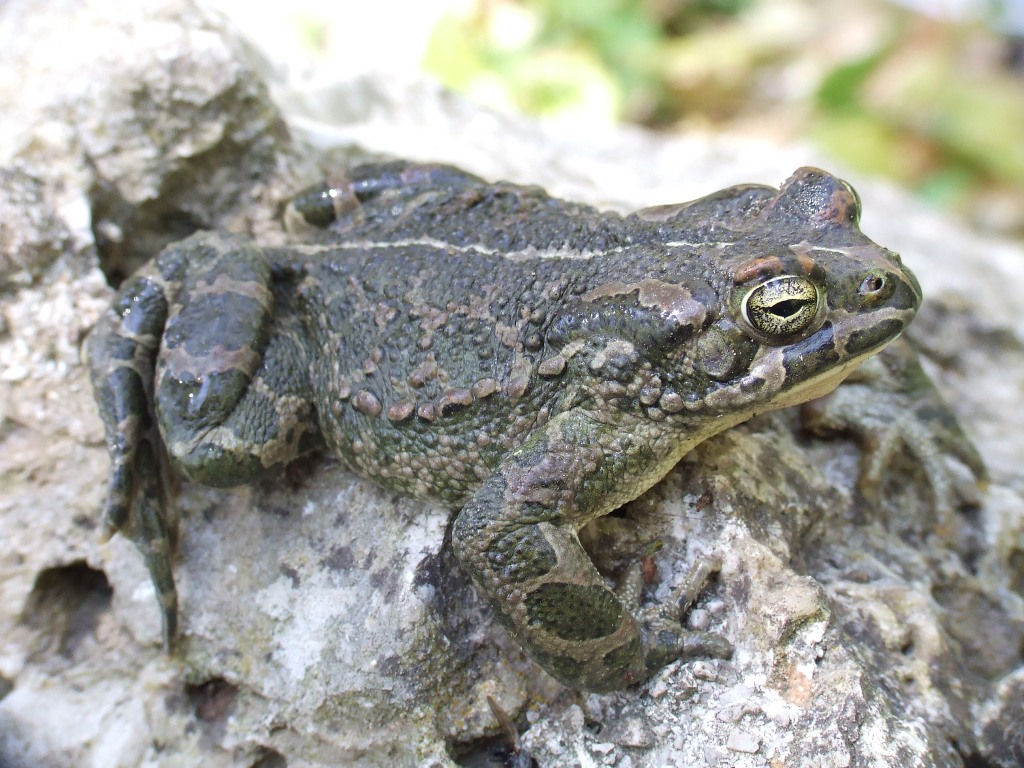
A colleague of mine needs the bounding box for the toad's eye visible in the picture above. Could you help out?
[741,275,821,341]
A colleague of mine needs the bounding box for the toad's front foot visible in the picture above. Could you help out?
[624,556,733,678]
[802,336,986,522]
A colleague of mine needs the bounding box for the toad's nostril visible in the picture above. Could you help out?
[857,272,897,305]
[860,274,885,295]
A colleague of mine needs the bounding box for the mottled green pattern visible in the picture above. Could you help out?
[526,584,623,641]
[89,161,923,690]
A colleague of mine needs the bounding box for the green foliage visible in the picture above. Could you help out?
[812,23,1024,225]
[816,46,892,112]
[424,0,751,122]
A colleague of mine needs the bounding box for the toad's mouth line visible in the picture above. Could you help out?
[769,346,884,411]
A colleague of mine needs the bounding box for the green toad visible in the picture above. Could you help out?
[89,162,930,691]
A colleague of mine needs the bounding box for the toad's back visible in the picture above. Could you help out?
[286,240,586,503]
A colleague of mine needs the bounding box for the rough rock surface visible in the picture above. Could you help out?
[1,1,1022,767]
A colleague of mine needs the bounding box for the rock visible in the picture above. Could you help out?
[977,667,1024,768]
[1,1,1021,766]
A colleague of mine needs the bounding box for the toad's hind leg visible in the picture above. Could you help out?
[156,274,321,490]
[88,232,318,646]
[285,160,488,233]
[89,257,181,645]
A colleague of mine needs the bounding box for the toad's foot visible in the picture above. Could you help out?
[802,336,986,524]
[617,555,732,675]
[88,269,180,648]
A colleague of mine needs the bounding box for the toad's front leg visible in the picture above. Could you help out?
[452,408,731,692]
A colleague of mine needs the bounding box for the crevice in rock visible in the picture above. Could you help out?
[1009,547,1024,603]
[186,677,239,723]
[186,676,239,749]
[20,561,112,657]
[88,176,206,287]
[446,732,538,768]
[962,752,999,768]
[250,745,287,768]
[0,673,13,702]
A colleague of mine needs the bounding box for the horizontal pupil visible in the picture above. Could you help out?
[768,299,808,318]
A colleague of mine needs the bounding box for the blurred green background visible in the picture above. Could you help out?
[211,0,1024,238]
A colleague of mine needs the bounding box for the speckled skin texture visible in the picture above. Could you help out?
[88,161,921,691]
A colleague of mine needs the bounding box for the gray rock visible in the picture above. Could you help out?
[977,667,1024,768]
[0,1,1021,766]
